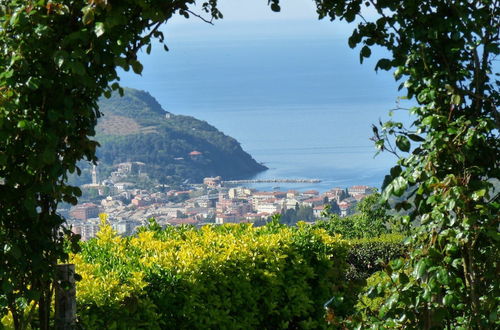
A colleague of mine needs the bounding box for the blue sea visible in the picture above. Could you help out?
[118,19,414,192]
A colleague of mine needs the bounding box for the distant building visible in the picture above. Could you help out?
[255,199,282,214]
[69,203,100,221]
[215,213,238,224]
[203,176,222,188]
[113,220,140,236]
[324,188,346,203]
[114,182,134,191]
[131,196,150,207]
[313,205,326,218]
[303,190,320,198]
[168,218,198,226]
[71,219,100,241]
[92,164,98,185]
[339,201,357,217]
[302,197,324,208]
[251,192,275,208]
[348,185,374,197]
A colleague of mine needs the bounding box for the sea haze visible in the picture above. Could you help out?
[118,19,414,192]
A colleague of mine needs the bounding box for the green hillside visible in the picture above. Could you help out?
[92,88,267,183]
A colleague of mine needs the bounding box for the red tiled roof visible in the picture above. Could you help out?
[303,190,319,195]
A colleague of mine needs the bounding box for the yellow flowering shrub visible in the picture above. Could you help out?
[73,220,349,329]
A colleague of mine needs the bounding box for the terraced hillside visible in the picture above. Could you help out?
[92,88,267,184]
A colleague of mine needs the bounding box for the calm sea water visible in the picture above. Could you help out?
[118,20,414,192]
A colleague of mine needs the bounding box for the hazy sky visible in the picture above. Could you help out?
[161,0,367,42]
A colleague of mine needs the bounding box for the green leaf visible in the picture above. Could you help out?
[443,293,455,306]
[392,176,408,196]
[381,182,393,201]
[385,293,399,310]
[360,46,371,63]
[53,50,67,68]
[399,272,409,284]
[42,148,55,164]
[451,94,461,105]
[26,77,40,90]
[0,153,7,165]
[471,189,486,201]
[414,259,430,279]
[396,136,411,152]
[69,61,86,75]
[17,120,27,129]
[390,165,402,178]
[422,116,435,127]
[408,134,425,142]
[376,58,392,71]
[131,61,143,74]
[10,10,20,26]
[0,69,14,79]
[95,22,105,37]
[270,2,281,12]
[82,6,95,25]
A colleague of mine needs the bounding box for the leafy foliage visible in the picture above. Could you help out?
[72,221,348,329]
[0,1,223,328]
[314,193,393,239]
[279,204,315,225]
[345,234,406,282]
[290,0,500,327]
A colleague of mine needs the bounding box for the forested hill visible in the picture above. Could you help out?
[95,88,267,183]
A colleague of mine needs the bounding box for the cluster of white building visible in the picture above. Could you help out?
[66,174,375,241]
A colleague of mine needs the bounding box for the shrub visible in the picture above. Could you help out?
[72,221,349,329]
[313,213,390,240]
[346,234,406,282]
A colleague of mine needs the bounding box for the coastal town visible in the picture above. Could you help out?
[60,162,376,241]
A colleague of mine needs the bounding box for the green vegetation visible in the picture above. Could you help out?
[72,220,348,329]
[315,196,392,240]
[278,204,315,225]
[0,0,497,329]
[93,88,267,184]
[305,0,499,327]
[0,1,224,328]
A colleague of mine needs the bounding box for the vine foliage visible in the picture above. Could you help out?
[0,1,221,328]
[290,0,499,327]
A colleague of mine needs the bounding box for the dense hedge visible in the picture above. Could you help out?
[72,220,349,329]
[345,234,406,281]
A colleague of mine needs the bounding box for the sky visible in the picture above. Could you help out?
[161,0,368,41]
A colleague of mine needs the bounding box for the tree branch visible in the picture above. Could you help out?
[186,9,214,25]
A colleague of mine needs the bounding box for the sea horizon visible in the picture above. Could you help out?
[118,19,414,192]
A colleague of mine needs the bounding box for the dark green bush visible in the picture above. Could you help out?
[346,234,406,282]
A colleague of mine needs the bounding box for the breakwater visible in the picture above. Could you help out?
[223,179,321,185]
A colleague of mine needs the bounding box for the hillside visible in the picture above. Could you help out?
[93,88,267,183]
